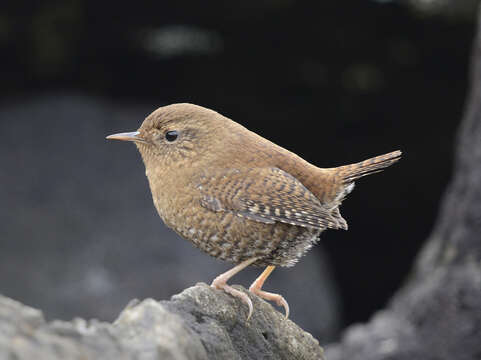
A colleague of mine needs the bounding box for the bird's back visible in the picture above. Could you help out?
[212,118,401,231]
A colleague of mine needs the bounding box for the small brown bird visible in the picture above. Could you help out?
[107,103,401,320]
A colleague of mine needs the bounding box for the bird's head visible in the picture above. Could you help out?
[107,103,232,170]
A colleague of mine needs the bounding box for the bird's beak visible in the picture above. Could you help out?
[106,131,147,143]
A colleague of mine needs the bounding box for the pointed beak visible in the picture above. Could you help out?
[106,131,147,143]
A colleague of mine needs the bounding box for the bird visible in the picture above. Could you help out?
[106,103,401,320]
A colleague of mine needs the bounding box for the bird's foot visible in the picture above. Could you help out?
[209,258,259,321]
[248,265,289,319]
[248,286,290,319]
[211,278,254,320]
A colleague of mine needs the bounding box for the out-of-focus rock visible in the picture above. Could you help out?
[408,0,478,20]
[326,6,481,360]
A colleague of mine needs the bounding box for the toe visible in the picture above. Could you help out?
[212,282,254,321]
[277,296,290,319]
[250,289,290,319]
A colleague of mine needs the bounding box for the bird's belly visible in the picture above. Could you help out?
[169,207,321,267]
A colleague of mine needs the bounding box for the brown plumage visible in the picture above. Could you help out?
[107,103,401,320]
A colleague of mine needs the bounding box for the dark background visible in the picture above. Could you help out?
[0,0,476,343]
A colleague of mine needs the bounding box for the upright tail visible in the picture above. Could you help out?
[335,150,402,184]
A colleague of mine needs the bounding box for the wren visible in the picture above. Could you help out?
[107,103,401,320]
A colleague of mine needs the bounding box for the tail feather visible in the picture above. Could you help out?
[336,150,402,184]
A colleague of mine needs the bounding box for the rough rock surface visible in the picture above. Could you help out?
[326,6,481,360]
[0,283,324,360]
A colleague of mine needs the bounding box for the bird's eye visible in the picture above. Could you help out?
[165,130,178,142]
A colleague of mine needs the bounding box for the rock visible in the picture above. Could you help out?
[325,5,481,360]
[0,283,325,360]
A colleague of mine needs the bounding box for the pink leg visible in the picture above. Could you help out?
[211,257,258,320]
[248,265,290,319]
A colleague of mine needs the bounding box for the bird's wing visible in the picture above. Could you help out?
[196,167,343,230]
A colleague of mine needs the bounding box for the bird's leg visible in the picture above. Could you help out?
[211,257,259,320]
[248,265,290,319]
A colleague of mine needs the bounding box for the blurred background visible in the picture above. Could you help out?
[0,0,477,344]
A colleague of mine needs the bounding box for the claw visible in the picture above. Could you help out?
[250,288,290,319]
[276,294,290,319]
[209,257,259,321]
[211,281,253,320]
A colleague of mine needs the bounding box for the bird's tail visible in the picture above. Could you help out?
[335,150,402,184]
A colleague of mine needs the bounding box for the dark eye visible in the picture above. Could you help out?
[165,130,178,142]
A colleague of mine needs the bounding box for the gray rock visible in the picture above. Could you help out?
[0,283,324,360]
[325,5,481,360]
